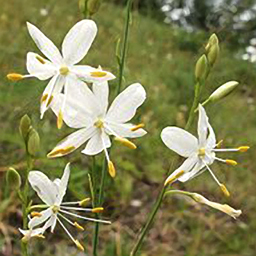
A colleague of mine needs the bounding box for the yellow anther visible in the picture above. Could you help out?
[92,207,104,213]
[130,123,145,132]
[30,211,42,217]
[94,119,104,128]
[75,240,84,251]
[216,140,223,148]
[57,111,63,129]
[164,170,185,186]
[79,198,91,207]
[59,66,69,76]
[220,183,230,197]
[115,137,137,150]
[108,161,116,178]
[7,73,24,81]
[238,146,250,152]
[74,222,84,231]
[41,94,54,107]
[225,159,238,166]
[52,205,60,214]
[36,55,46,64]
[47,146,75,158]
[90,71,107,77]
[198,148,206,157]
[35,234,45,239]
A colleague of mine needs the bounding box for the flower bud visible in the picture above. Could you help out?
[6,167,21,190]
[205,33,219,53]
[87,0,101,16]
[79,0,88,15]
[209,81,239,102]
[19,114,31,141]
[195,54,208,81]
[27,128,40,156]
[207,43,219,66]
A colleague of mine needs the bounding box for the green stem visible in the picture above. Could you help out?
[116,0,133,95]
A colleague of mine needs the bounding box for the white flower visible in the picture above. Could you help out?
[21,163,110,251]
[161,105,249,194]
[19,227,45,243]
[7,20,115,120]
[48,81,147,177]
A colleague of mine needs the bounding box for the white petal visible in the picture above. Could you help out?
[82,130,111,155]
[40,75,65,119]
[206,123,216,149]
[28,171,58,205]
[55,163,70,205]
[19,228,44,237]
[92,81,109,115]
[62,20,97,65]
[27,22,63,65]
[48,127,96,158]
[28,208,52,229]
[106,122,147,138]
[42,215,57,233]
[161,127,198,157]
[198,105,209,147]
[26,52,56,80]
[106,83,146,123]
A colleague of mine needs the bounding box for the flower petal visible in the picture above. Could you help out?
[82,130,111,155]
[42,215,57,233]
[206,123,216,150]
[92,81,109,115]
[106,83,146,123]
[55,163,70,206]
[198,105,209,147]
[161,127,198,157]
[28,208,52,229]
[27,22,63,65]
[28,171,58,205]
[26,52,56,80]
[62,20,97,65]
[19,228,44,238]
[48,127,96,158]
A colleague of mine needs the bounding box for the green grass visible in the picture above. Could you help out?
[1,1,256,256]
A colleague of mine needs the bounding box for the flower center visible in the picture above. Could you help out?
[198,148,206,157]
[94,119,104,128]
[52,205,60,214]
[59,66,69,76]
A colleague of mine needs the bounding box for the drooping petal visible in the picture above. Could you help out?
[92,81,109,115]
[62,20,97,65]
[106,83,146,123]
[48,127,96,158]
[55,163,70,206]
[206,123,216,150]
[198,104,209,147]
[27,22,63,65]
[28,208,52,229]
[19,228,44,238]
[82,130,111,155]
[28,171,58,205]
[161,127,198,157]
[26,52,56,80]
[106,122,147,138]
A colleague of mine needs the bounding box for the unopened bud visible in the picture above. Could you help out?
[27,129,40,156]
[87,0,101,16]
[19,114,31,140]
[205,33,219,53]
[6,167,21,190]
[209,81,239,102]
[79,0,89,16]
[195,54,208,81]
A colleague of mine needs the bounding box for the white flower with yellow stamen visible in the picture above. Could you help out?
[20,163,110,251]
[48,81,147,177]
[162,105,249,194]
[7,20,115,121]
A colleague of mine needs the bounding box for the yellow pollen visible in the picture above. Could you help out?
[130,123,145,132]
[41,94,54,107]
[90,71,107,77]
[220,183,230,197]
[216,140,223,148]
[74,222,85,231]
[198,148,206,157]
[35,234,45,239]
[94,119,104,128]
[79,198,91,207]
[92,207,104,213]
[36,55,46,64]
[164,170,185,186]
[7,73,24,81]
[75,240,84,251]
[30,211,42,217]
[108,161,116,178]
[115,137,137,150]
[52,205,60,214]
[225,159,238,166]
[57,111,63,129]
[238,146,250,152]
[47,146,76,158]
[59,66,69,75]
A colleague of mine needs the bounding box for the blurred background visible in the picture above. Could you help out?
[0,0,256,255]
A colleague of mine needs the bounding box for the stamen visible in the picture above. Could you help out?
[57,111,63,129]
[57,217,77,245]
[115,137,137,149]
[92,207,104,213]
[35,234,45,239]
[36,55,46,64]
[75,240,85,251]
[225,159,238,166]
[74,222,85,231]
[220,184,230,197]
[7,73,24,81]
[108,161,116,178]
[237,146,250,152]
[30,212,42,217]
[47,146,75,158]
[130,123,145,131]
[90,71,107,77]
[203,160,222,186]
[164,170,185,186]
[216,140,223,148]
[60,206,92,212]
[79,198,91,207]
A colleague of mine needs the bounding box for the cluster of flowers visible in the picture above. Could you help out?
[7,19,248,250]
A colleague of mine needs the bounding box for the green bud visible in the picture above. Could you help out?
[6,167,21,190]
[209,81,239,102]
[205,33,219,53]
[27,128,40,156]
[19,114,31,140]
[79,0,89,16]
[195,54,208,81]
[87,0,101,16]
[207,43,219,66]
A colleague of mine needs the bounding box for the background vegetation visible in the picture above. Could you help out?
[0,0,256,255]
